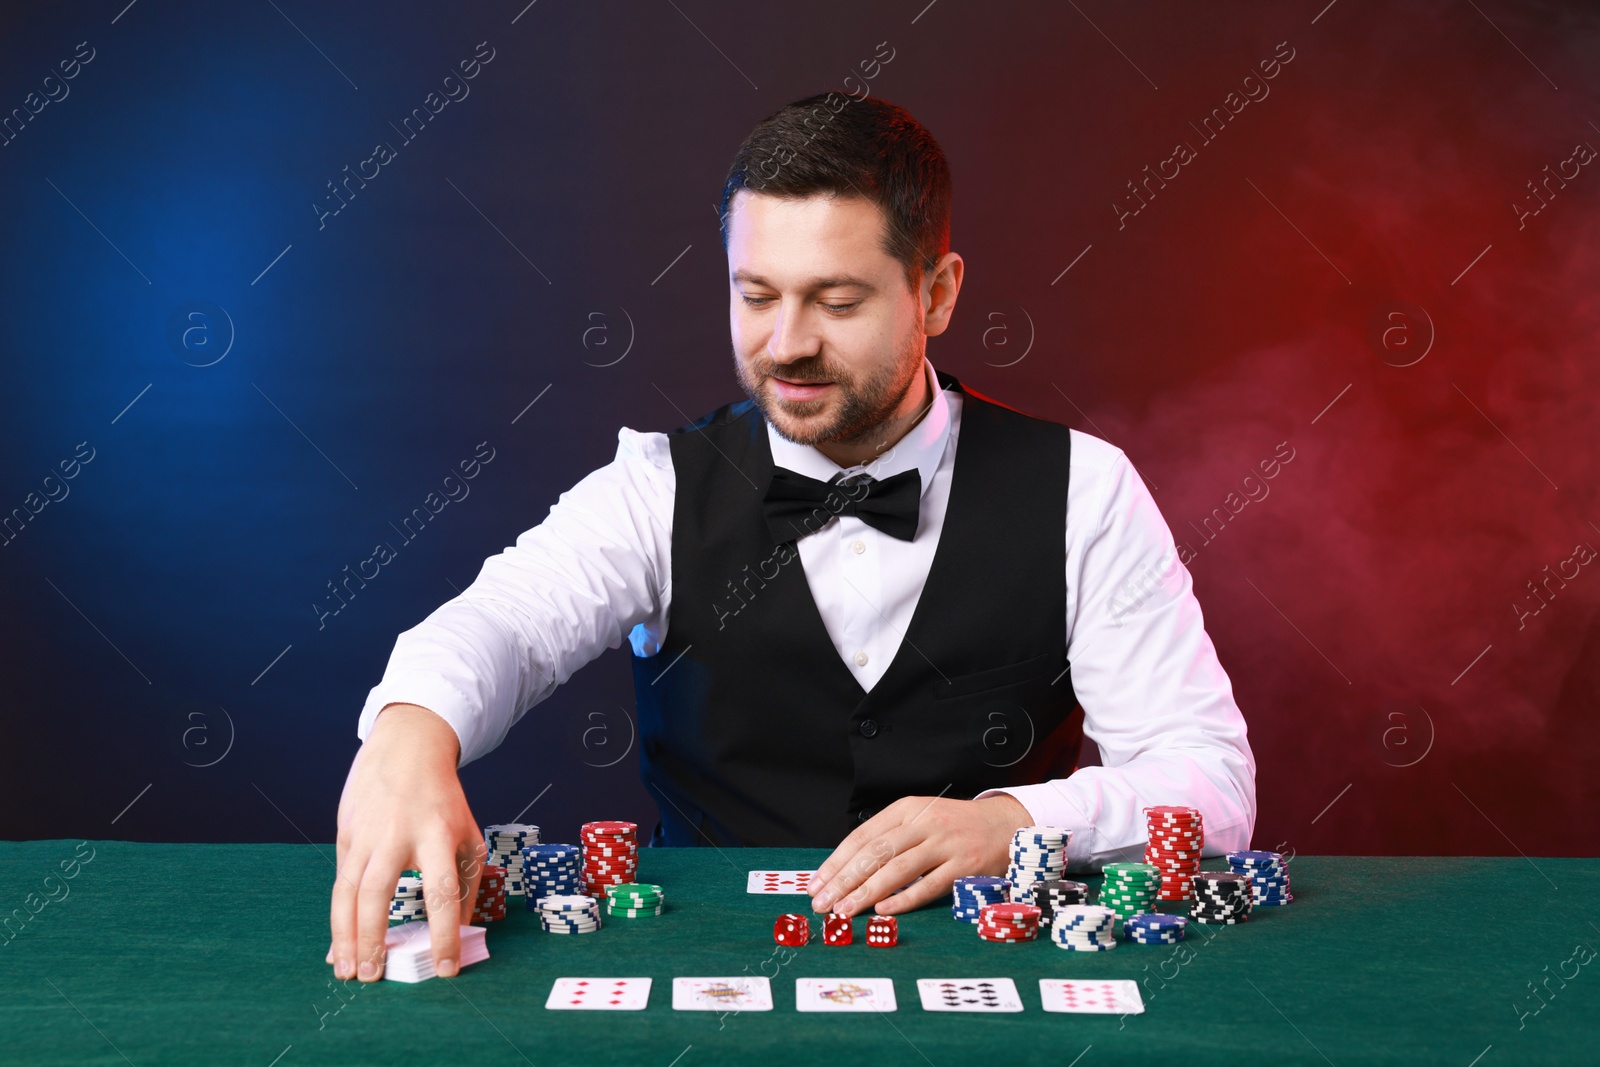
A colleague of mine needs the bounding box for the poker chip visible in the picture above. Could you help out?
[1050,905,1118,951]
[522,843,583,907]
[484,824,540,897]
[603,882,664,918]
[470,865,508,923]
[1142,806,1204,901]
[1190,870,1254,923]
[388,873,427,924]
[774,913,810,946]
[951,875,1011,923]
[865,915,898,947]
[580,821,639,900]
[1006,826,1071,907]
[1098,862,1162,919]
[1123,913,1187,944]
[977,902,1041,943]
[537,893,602,934]
[1022,878,1088,929]
[1227,850,1294,906]
[823,912,853,945]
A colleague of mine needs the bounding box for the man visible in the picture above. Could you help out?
[328,93,1255,983]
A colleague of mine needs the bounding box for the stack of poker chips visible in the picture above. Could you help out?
[1124,913,1188,945]
[1190,871,1253,924]
[1025,878,1088,928]
[580,821,639,899]
[484,824,540,897]
[822,913,853,945]
[1006,826,1070,902]
[773,913,810,946]
[470,866,507,923]
[389,871,426,924]
[604,882,664,918]
[1228,850,1293,905]
[976,902,1041,943]
[1097,862,1162,920]
[865,915,898,947]
[537,893,602,935]
[950,875,1011,923]
[1144,805,1204,900]
[1050,904,1118,951]
[521,843,583,907]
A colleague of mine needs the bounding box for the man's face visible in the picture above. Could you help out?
[726,190,925,449]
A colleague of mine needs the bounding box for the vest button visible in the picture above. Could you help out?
[857,808,875,822]
[859,718,879,738]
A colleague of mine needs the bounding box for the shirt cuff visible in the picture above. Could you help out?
[356,673,480,768]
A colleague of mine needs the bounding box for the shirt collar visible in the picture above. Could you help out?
[765,355,950,501]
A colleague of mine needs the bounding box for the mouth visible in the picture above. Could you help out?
[769,374,835,402]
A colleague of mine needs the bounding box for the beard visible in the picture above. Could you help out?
[734,339,923,449]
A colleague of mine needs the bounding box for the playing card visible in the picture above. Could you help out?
[1039,979,1145,1014]
[381,923,488,983]
[673,976,774,1011]
[915,978,1024,1012]
[746,870,816,894]
[545,977,652,1010]
[796,978,897,1012]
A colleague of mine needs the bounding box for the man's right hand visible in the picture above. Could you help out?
[329,703,486,983]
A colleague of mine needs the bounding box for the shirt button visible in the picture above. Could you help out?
[851,539,865,555]
[854,651,869,666]
[859,719,879,738]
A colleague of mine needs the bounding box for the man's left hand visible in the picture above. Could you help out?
[808,794,1034,918]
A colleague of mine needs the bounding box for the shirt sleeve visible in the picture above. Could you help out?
[355,427,675,766]
[977,432,1258,871]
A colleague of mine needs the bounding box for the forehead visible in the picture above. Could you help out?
[726,190,896,284]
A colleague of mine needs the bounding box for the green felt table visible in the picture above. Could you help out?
[2,842,1596,1066]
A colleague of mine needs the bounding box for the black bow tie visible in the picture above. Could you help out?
[763,466,922,545]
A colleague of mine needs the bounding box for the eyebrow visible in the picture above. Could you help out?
[731,269,878,292]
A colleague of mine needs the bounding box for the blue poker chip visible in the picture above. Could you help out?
[1125,913,1187,929]
[1226,850,1283,864]
[953,876,1010,890]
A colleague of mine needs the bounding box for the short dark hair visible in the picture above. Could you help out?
[718,92,952,292]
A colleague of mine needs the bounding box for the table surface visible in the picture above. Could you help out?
[2,842,1596,1066]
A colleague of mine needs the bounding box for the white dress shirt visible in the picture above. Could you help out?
[357,357,1257,869]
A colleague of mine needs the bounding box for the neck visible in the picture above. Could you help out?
[814,363,933,470]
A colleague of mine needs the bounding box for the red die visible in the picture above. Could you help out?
[773,913,810,946]
[822,912,853,946]
[865,915,899,948]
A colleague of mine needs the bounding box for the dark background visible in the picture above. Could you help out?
[1,0,1595,858]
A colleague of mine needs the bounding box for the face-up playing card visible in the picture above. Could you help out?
[1039,979,1145,1014]
[545,977,652,1010]
[915,978,1024,1013]
[747,870,816,894]
[796,978,898,1013]
[672,976,774,1011]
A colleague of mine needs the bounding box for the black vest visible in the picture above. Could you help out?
[629,371,1082,847]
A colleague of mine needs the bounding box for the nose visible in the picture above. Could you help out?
[766,300,819,366]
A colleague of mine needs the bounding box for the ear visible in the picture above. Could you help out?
[922,253,964,337]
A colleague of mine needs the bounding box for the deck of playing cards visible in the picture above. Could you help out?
[381,923,488,983]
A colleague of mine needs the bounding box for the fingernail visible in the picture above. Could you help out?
[814,891,831,911]
[358,959,377,980]
[335,957,352,979]
[437,958,458,978]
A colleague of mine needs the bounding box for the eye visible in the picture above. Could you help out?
[740,295,774,307]
[821,303,857,314]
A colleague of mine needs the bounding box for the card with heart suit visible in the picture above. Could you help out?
[796,978,898,1012]
[915,978,1024,1012]
[672,976,774,1011]
[545,977,652,1010]
[746,870,816,894]
[1039,979,1145,1014]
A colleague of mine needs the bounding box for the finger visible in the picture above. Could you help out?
[418,836,465,979]
[809,799,911,893]
[457,837,487,928]
[874,858,963,916]
[355,852,404,982]
[329,848,368,980]
[832,840,936,918]
[815,824,923,916]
